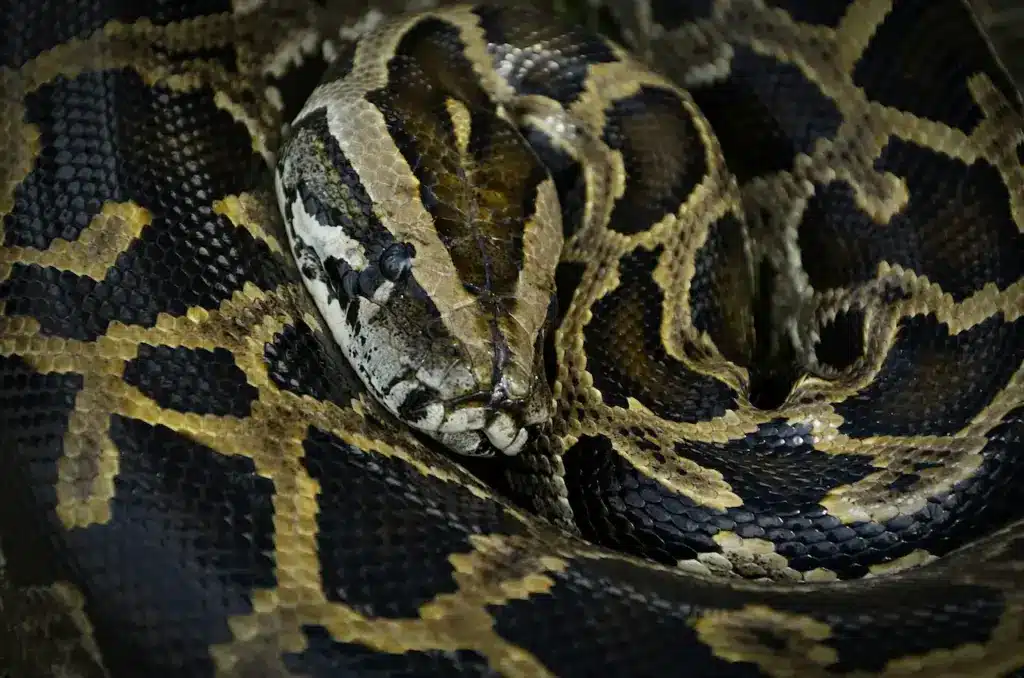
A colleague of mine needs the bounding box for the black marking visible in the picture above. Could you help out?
[269,45,337,130]
[764,0,849,27]
[396,384,440,423]
[321,255,354,304]
[826,592,1005,673]
[265,321,360,407]
[8,69,263,250]
[563,434,718,565]
[799,140,1023,301]
[552,261,585,329]
[0,352,86,678]
[341,268,360,300]
[75,416,275,677]
[854,0,1020,132]
[507,494,1013,673]
[474,4,617,106]
[1,204,284,341]
[492,556,729,677]
[523,126,588,240]
[303,427,524,619]
[560,426,1016,578]
[356,266,383,298]
[684,420,877,518]
[837,314,1024,438]
[0,355,84,564]
[583,247,738,423]
[7,68,122,247]
[814,309,864,371]
[0,353,84,453]
[649,0,713,30]
[688,44,843,182]
[546,260,585,386]
[688,213,755,366]
[952,406,1024,545]
[122,345,258,417]
[602,87,707,235]
[345,295,361,334]
[748,260,800,411]
[290,230,327,288]
[1,69,282,341]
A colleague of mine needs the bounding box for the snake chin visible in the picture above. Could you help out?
[400,370,553,457]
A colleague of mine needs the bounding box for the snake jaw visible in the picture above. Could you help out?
[408,367,552,456]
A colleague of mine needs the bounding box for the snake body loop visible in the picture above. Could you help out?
[1,1,1024,677]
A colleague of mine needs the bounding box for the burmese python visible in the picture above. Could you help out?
[2,0,1024,676]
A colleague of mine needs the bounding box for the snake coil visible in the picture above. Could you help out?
[1,1,1024,677]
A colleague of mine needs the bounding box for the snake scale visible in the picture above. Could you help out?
[2,0,1024,675]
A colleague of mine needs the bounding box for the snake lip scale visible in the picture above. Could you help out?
[1,0,1024,676]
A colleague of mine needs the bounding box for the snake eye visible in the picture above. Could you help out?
[379,242,416,282]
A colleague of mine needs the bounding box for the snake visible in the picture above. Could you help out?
[2,0,1024,675]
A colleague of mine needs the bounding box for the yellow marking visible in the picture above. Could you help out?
[969,73,1024,234]
[1,580,111,677]
[802,569,840,583]
[0,201,151,281]
[820,442,984,524]
[232,0,266,13]
[3,6,1023,677]
[213,193,285,255]
[53,581,110,674]
[834,0,894,73]
[589,424,743,512]
[214,89,275,166]
[0,71,41,233]
[13,29,176,96]
[694,605,838,677]
[880,603,1024,677]
[57,374,128,528]
[653,183,752,392]
[1,278,498,528]
[444,97,473,154]
[866,549,938,577]
[812,119,910,224]
[876,103,975,162]
[213,527,564,676]
[796,265,1024,522]
[711,534,805,581]
[696,595,1024,677]
[6,20,275,176]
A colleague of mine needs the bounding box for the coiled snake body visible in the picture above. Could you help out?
[2,0,1024,676]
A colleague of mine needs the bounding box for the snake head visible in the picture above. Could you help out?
[275,73,562,456]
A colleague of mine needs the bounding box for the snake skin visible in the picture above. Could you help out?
[2,0,1024,676]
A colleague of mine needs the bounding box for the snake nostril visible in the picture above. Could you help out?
[489,381,510,407]
[488,382,530,420]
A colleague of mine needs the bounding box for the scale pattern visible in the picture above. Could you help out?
[1,1,1023,677]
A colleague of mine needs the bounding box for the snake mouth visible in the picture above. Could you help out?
[396,380,551,456]
[435,418,532,457]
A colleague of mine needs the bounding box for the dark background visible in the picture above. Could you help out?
[974,0,1024,86]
